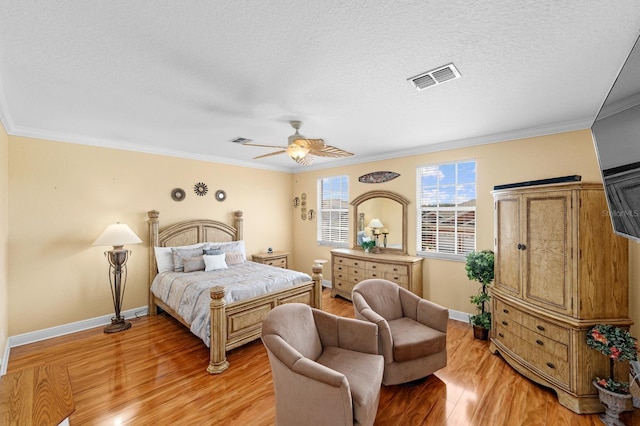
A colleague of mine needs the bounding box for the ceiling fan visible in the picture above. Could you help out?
[243,120,353,165]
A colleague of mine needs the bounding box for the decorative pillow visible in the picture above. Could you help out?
[204,254,228,271]
[154,243,209,273]
[203,249,223,255]
[172,246,210,272]
[209,240,246,260]
[183,256,205,273]
[225,251,244,265]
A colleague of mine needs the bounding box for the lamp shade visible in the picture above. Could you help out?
[367,218,384,229]
[93,223,142,249]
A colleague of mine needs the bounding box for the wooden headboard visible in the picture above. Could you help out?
[147,210,244,286]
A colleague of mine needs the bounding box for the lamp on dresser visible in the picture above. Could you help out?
[367,218,384,247]
[93,223,142,333]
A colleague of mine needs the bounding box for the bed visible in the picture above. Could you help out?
[147,210,323,374]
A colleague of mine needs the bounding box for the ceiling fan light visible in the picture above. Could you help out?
[287,144,310,160]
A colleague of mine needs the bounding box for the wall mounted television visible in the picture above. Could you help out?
[591,32,640,243]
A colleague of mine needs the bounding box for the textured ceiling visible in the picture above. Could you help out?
[0,1,639,171]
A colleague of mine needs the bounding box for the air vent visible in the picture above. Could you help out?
[230,137,252,144]
[408,63,461,91]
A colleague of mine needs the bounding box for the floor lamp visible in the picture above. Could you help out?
[93,223,142,333]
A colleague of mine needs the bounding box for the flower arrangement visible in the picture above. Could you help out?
[360,240,376,252]
[586,324,638,394]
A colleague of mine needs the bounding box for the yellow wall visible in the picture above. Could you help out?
[5,128,640,338]
[0,121,8,361]
[291,129,640,335]
[7,136,294,335]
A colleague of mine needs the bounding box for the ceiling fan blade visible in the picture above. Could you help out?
[253,150,287,159]
[243,143,288,149]
[295,155,313,165]
[293,138,325,150]
[309,145,353,158]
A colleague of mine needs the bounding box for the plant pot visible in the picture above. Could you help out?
[593,380,632,426]
[472,325,488,340]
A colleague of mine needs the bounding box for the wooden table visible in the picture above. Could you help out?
[1,365,75,425]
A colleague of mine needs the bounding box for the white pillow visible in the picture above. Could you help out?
[209,240,246,260]
[154,243,209,273]
[204,254,228,271]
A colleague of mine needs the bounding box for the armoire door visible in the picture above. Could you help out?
[521,191,574,315]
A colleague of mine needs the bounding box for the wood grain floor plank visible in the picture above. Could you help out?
[6,289,639,425]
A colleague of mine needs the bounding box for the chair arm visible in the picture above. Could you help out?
[416,299,449,333]
[336,316,378,354]
[291,357,349,388]
[357,307,394,363]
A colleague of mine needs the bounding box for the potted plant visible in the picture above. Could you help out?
[465,250,494,340]
[361,240,376,253]
[586,324,638,425]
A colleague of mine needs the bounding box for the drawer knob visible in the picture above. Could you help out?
[498,333,504,338]
[393,267,398,271]
[537,325,545,331]
[502,309,509,314]
[372,273,377,277]
[536,340,544,346]
[371,265,377,269]
[501,320,508,326]
[546,362,555,369]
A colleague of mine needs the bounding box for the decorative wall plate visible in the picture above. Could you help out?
[171,188,186,202]
[358,171,400,184]
[194,182,208,196]
[215,190,226,202]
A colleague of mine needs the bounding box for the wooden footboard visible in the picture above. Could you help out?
[147,209,323,374]
[207,265,323,374]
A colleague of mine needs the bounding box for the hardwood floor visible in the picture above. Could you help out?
[7,289,640,425]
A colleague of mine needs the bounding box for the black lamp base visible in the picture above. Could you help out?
[104,317,131,334]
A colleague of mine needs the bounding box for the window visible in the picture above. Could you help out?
[416,160,476,259]
[317,175,349,246]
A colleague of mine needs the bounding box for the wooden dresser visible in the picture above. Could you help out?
[489,182,631,414]
[330,248,423,300]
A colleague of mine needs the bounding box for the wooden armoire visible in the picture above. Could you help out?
[489,182,631,414]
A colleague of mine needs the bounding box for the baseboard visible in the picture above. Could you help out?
[8,306,148,349]
[1,339,9,375]
[321,279,332,288]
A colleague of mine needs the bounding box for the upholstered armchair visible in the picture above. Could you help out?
[352,279,449,386]
[261,303,384,426]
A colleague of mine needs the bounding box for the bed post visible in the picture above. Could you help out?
[207,286,229,374]
[312,263,323,309]
[148,210,160,316]
[233,210,243,240]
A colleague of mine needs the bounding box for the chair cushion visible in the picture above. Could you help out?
[388,317,446,363]
[317,346,384,424]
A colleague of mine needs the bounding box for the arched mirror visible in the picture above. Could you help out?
[351,190,409,254]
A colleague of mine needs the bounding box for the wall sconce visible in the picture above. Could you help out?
[308,209,315,220]
[93,223,142,333]
[293,197,300,208]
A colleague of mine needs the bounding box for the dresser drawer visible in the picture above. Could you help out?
[519,336,570,387]
[265,256,287,268]
[334,279,355,294]
[379,263,408,276]
[494,299,522,324]
[333,256,354,268]
[384,272,408,288]
[350,267,366,280]
[332,267,349,282]
[519,325,568,361]
[521,315,570,344]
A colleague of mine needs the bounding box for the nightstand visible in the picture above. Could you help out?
[252,251,289,269]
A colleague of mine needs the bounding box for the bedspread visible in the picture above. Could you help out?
[151,261,312,346]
